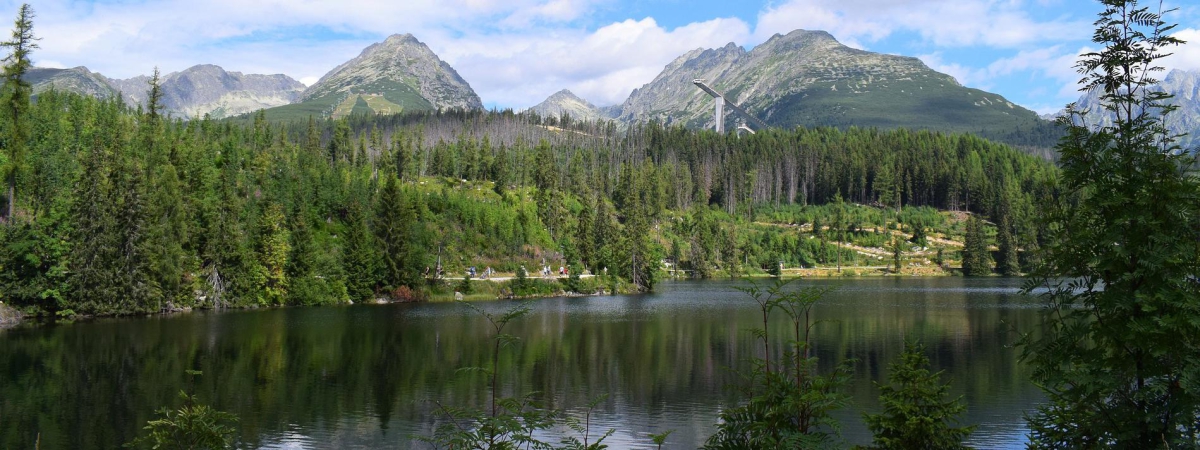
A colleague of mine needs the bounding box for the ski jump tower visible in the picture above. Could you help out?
[692,79,768,134]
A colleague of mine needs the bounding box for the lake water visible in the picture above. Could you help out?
[0,277,1043,448]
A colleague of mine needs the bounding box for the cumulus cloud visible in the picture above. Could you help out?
[1162,28,1200,72]
[5,0,1191,113]
[448,17,751,107]
[7,0,753,109]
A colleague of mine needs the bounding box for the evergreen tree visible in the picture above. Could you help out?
[112,156,154,313]
[961,215,991,276]
[342,202,379,301]
[145,164,189,306]
[890,235,904,274]
[1021,1,1200,446]
[374,176,423,291]
[832,192,846,272]
[146,67,164,121]
[861,341,975,449]
[994,211,1019,277]
[256,204,290,305]
[287,205,315,282]
[1,3,36,221]
[68,139,117,314]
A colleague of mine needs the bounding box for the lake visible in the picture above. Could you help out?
[0,277,1043,448]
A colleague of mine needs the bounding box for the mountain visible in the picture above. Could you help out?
[28,66,121,99]
[614,30,1062,149]
[111,65,304,119]
[265,34,482,120]
[526,89,612,123]
[28,64,304,119]
[1066,68,1200,150]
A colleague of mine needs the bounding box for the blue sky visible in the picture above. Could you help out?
[13,0,1200,114]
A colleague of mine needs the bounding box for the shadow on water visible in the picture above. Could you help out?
[0,277,1041,449]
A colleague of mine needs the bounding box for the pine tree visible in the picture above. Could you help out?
[1,3,36,222]
[68,139,117,314]
[1021,1,1200,446]
[257,204,290,305]
[146,164,189,305]
[862,341,974,449]
[112,156,153,313]
[375,176,423,291]
[961,215,991,276]
[342,202,379,301]
[995,211,1019,277]
[890,235,904,274]
[287,204,316,282]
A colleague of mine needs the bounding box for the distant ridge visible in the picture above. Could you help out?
[261,33,482,121]
[608,29,1062,149]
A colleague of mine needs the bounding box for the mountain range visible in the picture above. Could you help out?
[1057,68,1200,150]
[37,29,1191,150]
[28,64,304,119]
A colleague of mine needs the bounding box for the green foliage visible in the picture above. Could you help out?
[860,341,974,450]
[255,204,290,305]
[961,215,991,276]
[342,202,380,301]
[374,176,424,291]
[127,391,238,450]
[890,235,904,274]
[128,371,238,450]
[1021,1,1200,447]
[649,430,674,449]
[704,279,854,448]
[1,3,36,221]
[0,40,1056,316]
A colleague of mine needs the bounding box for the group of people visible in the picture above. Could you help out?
[468,266,495,279]
[537,265,570,277]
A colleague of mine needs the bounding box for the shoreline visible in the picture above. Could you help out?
[2,268,998,326]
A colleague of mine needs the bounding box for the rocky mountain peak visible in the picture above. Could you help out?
[613,27,1050,147]
[1065,68,1200,150]
[302,33,483,113]
[528,89,612,123]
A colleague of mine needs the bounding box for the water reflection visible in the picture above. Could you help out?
[0,278,1041,449]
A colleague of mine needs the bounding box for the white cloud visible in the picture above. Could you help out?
[7,0,1187,113]
[36,59,66,69]
[918,52,990,87]
[444,17,751,107]
[4,0,752,108]
[1162,28,1200,72]
[752,0,1088,49]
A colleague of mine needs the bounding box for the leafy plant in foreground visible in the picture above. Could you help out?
[127,371,237,450]
[704,278,854,449]
[1020,0,1200,447]
[859,341,974,450]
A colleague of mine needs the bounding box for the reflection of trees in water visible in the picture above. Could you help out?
[0,280,1039,448]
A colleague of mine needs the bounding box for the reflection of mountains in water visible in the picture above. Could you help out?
[0,277,1041,449]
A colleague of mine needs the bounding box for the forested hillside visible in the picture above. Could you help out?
[0,88,1058,317]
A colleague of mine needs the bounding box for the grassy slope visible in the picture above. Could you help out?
[758,77,1062,148]
[262,78,435,121]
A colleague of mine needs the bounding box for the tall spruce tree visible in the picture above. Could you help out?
[375,176,423,291]
[343,201,380,301]
[995,209,1019,277]
[68,138,117,314]
[1021,1,1200,446]
[961,215,991,276]
[1,4,36,222]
